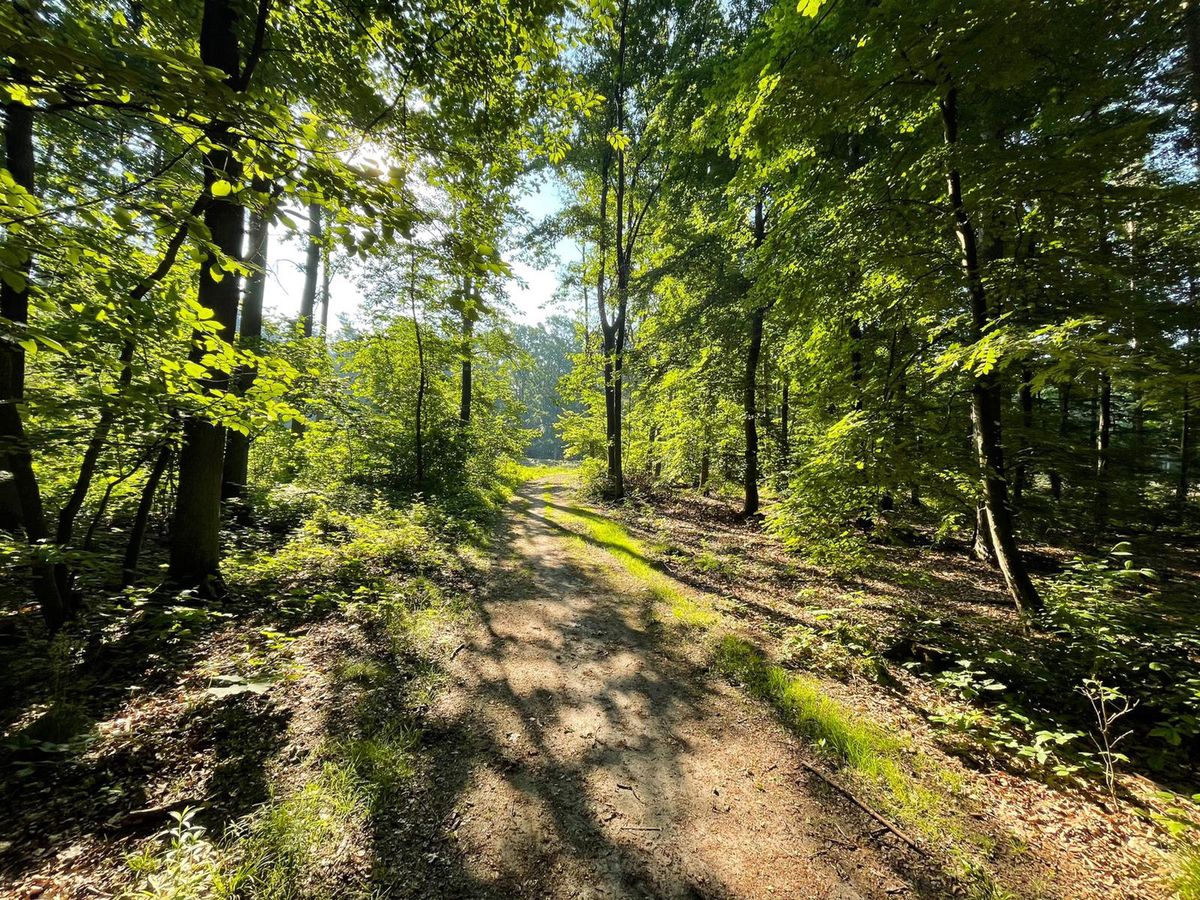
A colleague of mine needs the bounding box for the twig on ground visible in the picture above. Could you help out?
[450,643,466,660]
[616,782,643,803]
[800,762,919,851]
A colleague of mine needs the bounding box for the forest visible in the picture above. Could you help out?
[1,0,1199,897]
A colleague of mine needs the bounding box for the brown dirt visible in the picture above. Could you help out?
[408,477,939,899]
[613,485,1193,900]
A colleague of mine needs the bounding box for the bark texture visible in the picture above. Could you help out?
[941,84,1041,615]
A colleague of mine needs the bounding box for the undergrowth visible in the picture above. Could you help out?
[112,480,484,898]
[1177,843,1200,899]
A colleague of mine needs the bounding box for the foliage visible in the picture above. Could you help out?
[896,545,1200,779]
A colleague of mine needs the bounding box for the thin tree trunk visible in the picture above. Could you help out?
[123,442,171,587]
[973,503,996,564]
[82,453,150,552]
[1,50,68,629]
[596,0,629,501]
[1179,386,1193,515]
[1095,370,1112,534]
[1050,380,1071,500]
[289,199,320,441]
[318,239,331,336]
[849,320,863,411]
[299,200,321,336]
[223,185,270,499]
[1013,366,1034,508]
[1181,4,1200,518]
[743,195,767,517]
[941,84,1041,615]
[168,0,255,594]
[744,305,764,517]
[780,378,790,471]
[411,254,426,488]
[460,275,474,426]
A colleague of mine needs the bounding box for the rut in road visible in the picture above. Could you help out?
[399,476,929,899]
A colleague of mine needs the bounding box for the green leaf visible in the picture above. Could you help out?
[0,269,26,293]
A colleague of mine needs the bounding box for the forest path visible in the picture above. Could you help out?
[411,475,922,899]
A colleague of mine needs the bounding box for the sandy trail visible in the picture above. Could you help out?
[407,477,928,899]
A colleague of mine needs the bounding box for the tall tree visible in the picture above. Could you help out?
[0,2,67,627]
[168,0,268,593]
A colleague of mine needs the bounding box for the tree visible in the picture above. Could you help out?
[168,0,267,594]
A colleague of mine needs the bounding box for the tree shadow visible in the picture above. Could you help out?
[347,479,954,899]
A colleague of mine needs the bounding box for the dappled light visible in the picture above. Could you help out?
[2,0,1200,897]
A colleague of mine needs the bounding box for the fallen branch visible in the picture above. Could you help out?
[111,797,208,831]
[450,643,466,660]
[800,762,919,851]
[620,825,661,832]
[616,782,643,803]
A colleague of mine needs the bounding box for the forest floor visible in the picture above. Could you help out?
[403,474,933,898]
[1,467,1196,898]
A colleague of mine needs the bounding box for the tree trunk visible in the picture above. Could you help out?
[1181,2,1200,519]
[941,85,1041,615]
[123,442,172,587]
[1,59,68,629]
[318,240,331,336]
[1095,370,1111,534]
[972,503,996,564]
[299,200,321,336]
[1050,380,1071,500]
[413,313,426,488]
[1179,386,1193,515]
[1013,366,1034,508]
[223,185,270,499]
[408,249,425,487]
[699,420,711,494]
[849,319,863,411]
[168,0,250,594]
[743,195,767,517]
[596,0,629,501]
[743,305,764,517]
[460,276,474,426]
[779,378,790,471]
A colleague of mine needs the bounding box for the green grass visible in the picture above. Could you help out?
[545,495,718,628]
[1177,843,1200,899]
[122,760,371,900]
[124,569,448,899]
[713,635,905,781]
[514,460,578,481]
[224,761,370,899]
[712,633,1015,899]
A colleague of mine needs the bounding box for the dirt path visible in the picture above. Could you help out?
[400,477,931,899]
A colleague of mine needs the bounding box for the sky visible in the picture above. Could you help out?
[259,178,572,331]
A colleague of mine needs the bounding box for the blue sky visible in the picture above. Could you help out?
[261,179,570,330]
